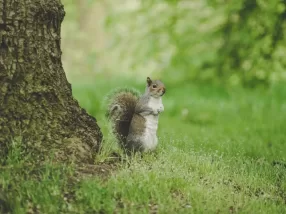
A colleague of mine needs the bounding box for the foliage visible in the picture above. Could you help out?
[210,0,286,87]
[104,0,286,86]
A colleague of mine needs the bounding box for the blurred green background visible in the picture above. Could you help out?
[60,0,286,161]
[62,0,286,87]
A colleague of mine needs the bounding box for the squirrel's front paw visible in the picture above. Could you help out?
[158,106,164,113]
[153,108,164,115]
[153,110,159,115]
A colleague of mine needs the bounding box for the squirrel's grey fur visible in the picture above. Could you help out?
[106,77,166,153]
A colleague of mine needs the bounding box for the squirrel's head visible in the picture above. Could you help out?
[146,77,166,98]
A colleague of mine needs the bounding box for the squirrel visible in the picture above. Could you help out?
[106,77,166,153]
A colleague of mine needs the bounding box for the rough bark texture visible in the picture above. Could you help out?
[0,0,102,163]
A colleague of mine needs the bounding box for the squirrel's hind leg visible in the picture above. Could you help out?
[126,136,145,153]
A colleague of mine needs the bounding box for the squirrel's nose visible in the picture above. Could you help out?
[161,87,166,95]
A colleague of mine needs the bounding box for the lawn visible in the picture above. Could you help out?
[1,75,285,213]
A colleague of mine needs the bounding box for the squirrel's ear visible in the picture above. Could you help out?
[147,77,152,86]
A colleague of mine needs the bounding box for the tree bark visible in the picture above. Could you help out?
[0,0,102,163]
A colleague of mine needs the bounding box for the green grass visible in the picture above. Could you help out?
[1,75,286,213]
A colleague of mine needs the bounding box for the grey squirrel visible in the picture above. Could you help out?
[106,77,166,153]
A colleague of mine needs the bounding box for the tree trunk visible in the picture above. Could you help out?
[0,0,102,163]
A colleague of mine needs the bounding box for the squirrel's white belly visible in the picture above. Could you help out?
[141,114,159,151]
[149,96,164,114]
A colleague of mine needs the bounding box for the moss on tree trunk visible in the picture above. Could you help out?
[0,0,102,163]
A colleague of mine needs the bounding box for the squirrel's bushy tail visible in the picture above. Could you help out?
[105,88,140,146]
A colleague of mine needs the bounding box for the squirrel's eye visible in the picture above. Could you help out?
[152,84,157,88]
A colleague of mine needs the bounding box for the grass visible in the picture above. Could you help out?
[1,75,286,213]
